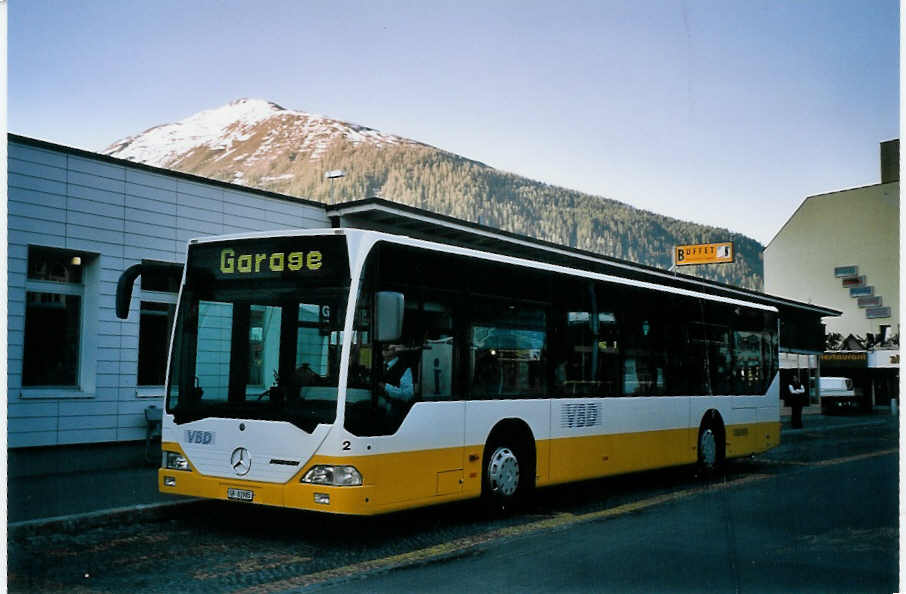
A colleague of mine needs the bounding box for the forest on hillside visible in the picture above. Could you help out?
[181,138,765,290]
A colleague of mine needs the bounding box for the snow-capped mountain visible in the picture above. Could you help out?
[101,98,765,289]
[104,98,423,179]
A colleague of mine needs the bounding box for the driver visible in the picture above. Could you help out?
[378,343,414,402]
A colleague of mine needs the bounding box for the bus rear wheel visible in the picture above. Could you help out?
[697,419,725,477]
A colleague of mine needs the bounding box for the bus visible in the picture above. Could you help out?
[117,228,780,515]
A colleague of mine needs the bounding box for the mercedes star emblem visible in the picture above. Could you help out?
[230,447,252,476]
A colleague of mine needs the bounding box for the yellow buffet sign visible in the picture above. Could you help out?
[674,242,733,266]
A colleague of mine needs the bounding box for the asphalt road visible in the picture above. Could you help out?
[8,415,898,593]
[316,453,896,593]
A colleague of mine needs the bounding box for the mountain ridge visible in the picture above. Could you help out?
[103,98,764,290]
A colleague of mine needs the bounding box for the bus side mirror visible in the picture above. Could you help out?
[116,262,182,319]
[116,264,145,319]
[375,291,404,342]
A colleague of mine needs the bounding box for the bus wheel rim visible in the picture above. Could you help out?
[700,428,717,467]
[488,447,520,497]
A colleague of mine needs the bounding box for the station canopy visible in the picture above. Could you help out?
[327,198,839,354]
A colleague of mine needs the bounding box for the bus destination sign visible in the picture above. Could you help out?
[188,236,349,283]
[218,247,322,275]
[674,242,734,267]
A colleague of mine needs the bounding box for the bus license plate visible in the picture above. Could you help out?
[227,488,254,502]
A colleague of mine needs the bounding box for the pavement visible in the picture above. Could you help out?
[7,443,198,536]
[7,405,896,537]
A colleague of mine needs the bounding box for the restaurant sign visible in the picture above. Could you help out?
[820,351,868,369]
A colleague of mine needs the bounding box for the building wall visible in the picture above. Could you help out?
[764,182,899,339]
[7,138,330,448]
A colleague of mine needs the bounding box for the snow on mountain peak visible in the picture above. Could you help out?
[103,99,418,169]
[103,98,285,167]
[213,98,285,124]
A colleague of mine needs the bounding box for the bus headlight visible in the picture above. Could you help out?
[301,465,362,486]
[163,451,191,471]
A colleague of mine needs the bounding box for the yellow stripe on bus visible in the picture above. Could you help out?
[159,421,779,515]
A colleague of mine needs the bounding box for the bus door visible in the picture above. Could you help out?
[345,288,465,505]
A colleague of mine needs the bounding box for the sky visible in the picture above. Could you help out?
[8,0,900,245]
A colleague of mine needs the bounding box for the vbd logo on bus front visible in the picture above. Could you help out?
[185,430,215,445]
[560,403,602,429]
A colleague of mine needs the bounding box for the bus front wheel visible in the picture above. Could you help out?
[482,434,532,513]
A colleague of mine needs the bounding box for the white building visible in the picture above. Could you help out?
[8,135,329,449]
[764,140,899,405]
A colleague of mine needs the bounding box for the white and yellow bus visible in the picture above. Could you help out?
[118,228,781,515]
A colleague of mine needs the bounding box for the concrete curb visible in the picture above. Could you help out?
[8,498,205,540]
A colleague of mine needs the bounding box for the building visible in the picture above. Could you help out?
[7,134,837,470]
[764,140,899,406]
[8,135,329,452]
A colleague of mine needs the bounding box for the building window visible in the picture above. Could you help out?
[22,247,88,386]
[137,262,182,388]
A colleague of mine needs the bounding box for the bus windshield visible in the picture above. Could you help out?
[166,235,350,432]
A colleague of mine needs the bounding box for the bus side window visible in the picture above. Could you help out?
[561,310,595,395]
[733,330,763,394]
[617,288,667,397]
[731,307,776,395]
[552,279,621,398]
[548,278,591,397]
[595,309,620,396]
[469,299,547,399]
[594,284,628,397]
[701,301,732,395]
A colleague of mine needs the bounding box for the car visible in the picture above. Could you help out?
[819,376,861,413]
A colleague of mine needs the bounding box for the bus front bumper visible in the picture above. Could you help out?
[159,467,378,515]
